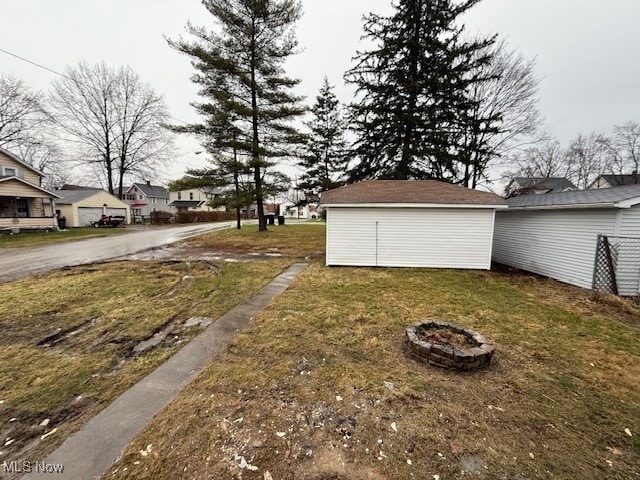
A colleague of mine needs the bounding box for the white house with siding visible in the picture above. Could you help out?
[493,185,640,295]
[321,180,507,269]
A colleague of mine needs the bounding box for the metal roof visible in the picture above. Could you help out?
[506,184,640,208]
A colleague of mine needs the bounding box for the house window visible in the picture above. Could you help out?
[2,166,18,177]
[177,192,182,200]
[16,199,28,217]
[189,192,194,200]
[152,197,157,204]
[138,195,144,200]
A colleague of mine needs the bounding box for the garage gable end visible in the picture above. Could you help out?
[327,207,496,269]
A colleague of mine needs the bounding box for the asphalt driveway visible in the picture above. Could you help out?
[0,222,239,283]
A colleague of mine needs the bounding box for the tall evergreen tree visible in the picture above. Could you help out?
[345,0,494,183]
[298,77,347,198]
[168,0,305,231]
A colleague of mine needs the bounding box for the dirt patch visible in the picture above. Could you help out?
[493,263,640,327]
[415,327,475,348]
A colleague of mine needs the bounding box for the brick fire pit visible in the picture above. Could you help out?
[405,321,495,371]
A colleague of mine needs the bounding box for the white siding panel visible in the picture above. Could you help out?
[326,207,495,269]
[493,209,618,290]
[619,205,640,237]
[326,209,377,266]
[616,205,640,296]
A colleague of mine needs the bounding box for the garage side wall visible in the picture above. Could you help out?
[492,209,618,289]
[326,207,496,269]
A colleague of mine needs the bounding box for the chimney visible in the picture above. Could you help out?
[146,180,151,186]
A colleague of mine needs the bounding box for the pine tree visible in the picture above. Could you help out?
[168,0,305,231]
[345,0,494,183]
[298,77,347,198]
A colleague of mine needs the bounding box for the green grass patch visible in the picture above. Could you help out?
[187,223,326,259]
[107,261,640,480]
[0,227,128,249]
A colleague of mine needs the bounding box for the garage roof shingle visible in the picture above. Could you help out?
[320,180,506,206]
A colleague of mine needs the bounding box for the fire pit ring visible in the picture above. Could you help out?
[405,321,495,371]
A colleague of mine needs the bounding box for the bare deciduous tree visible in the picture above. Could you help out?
[504,138,567,179]
[48,61,173,196]
[461,40,542,188]
[600,121,640,179]
[0,73,45,148]
[565,132,607,189]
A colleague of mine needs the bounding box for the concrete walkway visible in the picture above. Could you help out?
[23,263,308,480]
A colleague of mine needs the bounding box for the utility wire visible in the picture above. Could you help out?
[0,47,74,82]
[0,46,190,125]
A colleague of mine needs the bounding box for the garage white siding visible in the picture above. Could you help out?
[619,204,640,236]
[493,209,618,290]
[326,207,496,269]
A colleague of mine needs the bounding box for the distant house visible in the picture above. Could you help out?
[56,187,131,227]
[282,201,321,219]
[121,182,170,221]
[321,180,507,269]
[169,186,224,213]
[0,146,60,232]
[505,177,576,197]
[588,173,640,189]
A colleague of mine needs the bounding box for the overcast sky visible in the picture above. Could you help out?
[2,0,640,184]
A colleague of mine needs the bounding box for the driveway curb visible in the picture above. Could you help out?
[22,263,308,480]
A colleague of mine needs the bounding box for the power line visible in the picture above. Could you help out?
[0,47,74,81]
[0,46,191,125]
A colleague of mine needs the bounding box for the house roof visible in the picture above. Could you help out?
[506,184,640,209]
[591,174,640,188]
[0,146,45,177]
[511,177,576,192]
[320,180,507,207]
[0,176,61,198]
[55,188,107,205]
[131,183,169,198]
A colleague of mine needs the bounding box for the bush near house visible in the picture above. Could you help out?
[149,211,174,225]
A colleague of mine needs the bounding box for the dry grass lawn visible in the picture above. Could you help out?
[0,258,291,465]
[102,226,640,480]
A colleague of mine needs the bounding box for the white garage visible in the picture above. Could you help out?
[493,185,640,296]
[321,180,507,269]
[56,188,131,227]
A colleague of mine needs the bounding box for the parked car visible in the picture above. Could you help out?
[92,215,125,228]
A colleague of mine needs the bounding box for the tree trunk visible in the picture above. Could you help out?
[250,29,267,232]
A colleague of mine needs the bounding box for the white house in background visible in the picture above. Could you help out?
[493,185,640,295]
[169,186,224,212]
[121,182,170,220]
[55,187,131,227]
[281,201,321,219]
[321,180,507,269]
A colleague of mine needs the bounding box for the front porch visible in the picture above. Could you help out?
[0,196,58,232]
